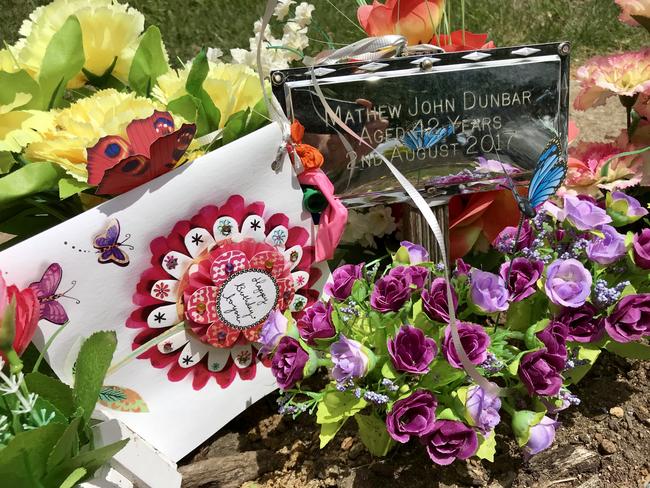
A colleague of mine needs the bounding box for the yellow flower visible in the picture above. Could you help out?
[0,48,20,73]
[16,0,145,87]
[25,89,158,180]
[153,62,264,128]
[0,93,54,153]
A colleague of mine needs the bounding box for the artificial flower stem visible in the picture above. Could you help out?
[5,349,23,376]
[32,322,68,373]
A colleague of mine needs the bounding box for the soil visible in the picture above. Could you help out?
[179,351,650,488]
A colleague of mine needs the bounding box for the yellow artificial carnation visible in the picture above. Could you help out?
[25,89,158,180]
[16,0,145,88]
[0,92,54,153]
[153,62,264,128]
[0,48,20,73]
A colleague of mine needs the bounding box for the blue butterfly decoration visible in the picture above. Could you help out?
[401,123,454,151]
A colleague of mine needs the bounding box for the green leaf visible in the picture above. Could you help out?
[222,109,248,145]
[73,331,118,427]
[319,418,346,448]
[0,152,15,174]
[0,70,41,109]
[33,396,68,425]
[246,97,269,133]
[475,432,496,462]
[506,350,528,376]
[185,49,210,96]
[59,178,90,199]
[418,359,465,390]
[58,467,87,488]
[381,361,397,380]
[564,345,601,384]
[350,280,368,304]
[505,297,533,331]
[184,50,220,135]
[128,26,169,97]
[316,390,367,424]
[38,15,85,109]
[47,417,81,471]
[606,340,650,360]
[167,94,199,122]
[355,413,395,457]
[0,162,65,207]
[436,407,461,421]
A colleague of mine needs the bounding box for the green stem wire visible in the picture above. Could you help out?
[32,322,68,373]
[266,44,305,60]
[461,0,466,44]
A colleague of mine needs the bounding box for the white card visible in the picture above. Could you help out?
[0,124,324,461]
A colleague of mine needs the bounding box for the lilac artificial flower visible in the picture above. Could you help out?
[325,263,363,300]
[525,416,559,456]
[330,334,370,382]
[606,191,648,227]
[470,269,509,313]
[442,322,490,369]
[259,309,288,355]
[455,258,471,276]
[633,229,650,269]
[605,293,650,343]
[563,194,612,230]
[557,303,605,343]
[389,265,429,289]
[499,258,544,302]
[297,301,336,345]
[420,420,479,466]
[586,224,626,265]
[493,220,534,253]
[475,156,520,174]
[271,336,309,390]
[542,200,566,221]
[466,384,501,435]
[387,325,437,374]
[518,349,563,396]
[544,259,592,308]
[400,240,429,264]
[421,278,458,323]
[386,390,438,443]
[370,274,412,312]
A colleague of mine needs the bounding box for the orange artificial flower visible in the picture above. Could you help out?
[431,30,495,52]
[291,119,324,170]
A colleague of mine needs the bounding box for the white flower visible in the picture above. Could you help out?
[293,2,315,27]
[206,47,223,63]
[340,205,397,248]
[283,22,309,53]
[274,0,296,21]
[366,206,397,237]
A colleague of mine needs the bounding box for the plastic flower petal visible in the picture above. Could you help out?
[616,0,650,26]
[0,93,54,153]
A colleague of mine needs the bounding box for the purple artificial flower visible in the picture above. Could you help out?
[493,220,534,253]
[400,240,429,264]
[420,420,479,465]
[466,384,501,435]
[386,390,438,443]
[271,336,309,390]
[544,259,592,308]
[586,224,626,265]
[525,416,558,456]
[499,258,544,302]
[370,275,412,312]
[563,194,612,230]
[632,229,650,269]
[389,265,429,289]
[518,349,563,396]
[297,301,336,345]
[442,322,491,369]
[387,325,437,374]
[557,303,605,343]
[536,321,569,369]
[605,293,650,343]
[421,278,458,323]
[606,191,648,227]
[325,263,363,300]
[259,309,288,355]
[330,334,370,382]
[455,258,471,276]
[470,269,509,313]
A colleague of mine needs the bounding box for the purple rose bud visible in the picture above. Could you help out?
[536,321,569,369]
[442,322,491,369]
[633,229,650,269]
[525,416,558,456]
[387,325,437,374]
[499,258,544,302]
[544,259,592,308]
[586,225,626,265]
[420,420,478,465]
[271,336,309,390]
[606,191,648,227]
[389,265,429,289]
[370,275,412,312]
[466,384,501,435]
[493,220,533,252]
[557,303,605,343]
[563,194,612,230]
[259,309,288,355]
[400,240,429,264]
[518,349,563,396]
[421,278,458,323]
[455,258,471,276]
[330,334,371,382]
[386,389,438,443]
[297,301,336,345]
[470,269,509,313]
[325,263,363,300]
[605,293,650,343]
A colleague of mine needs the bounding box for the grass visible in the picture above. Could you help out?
[1,0,647,67]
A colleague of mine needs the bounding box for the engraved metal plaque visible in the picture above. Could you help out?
[272,42,570,206]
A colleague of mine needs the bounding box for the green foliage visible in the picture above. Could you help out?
[316,389,367,447]
[0,163,66,207]
[355,412,395,457]
[564,345,601,384]
[128,26,169,97]
[606,340,650,360]
[475,432,496,462]
[25,372,75,418]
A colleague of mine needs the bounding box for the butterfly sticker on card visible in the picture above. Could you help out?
[401,123,455,151]
[93,219,134,267]
[86,111,196,196]
[29,263,80,325]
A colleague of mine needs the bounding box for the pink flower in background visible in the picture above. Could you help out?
[615,0,650,26]
[574,48,650,111]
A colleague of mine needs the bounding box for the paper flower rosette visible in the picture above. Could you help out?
[128,195,321,390]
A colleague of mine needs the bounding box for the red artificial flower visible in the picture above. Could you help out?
[431,30,495,52]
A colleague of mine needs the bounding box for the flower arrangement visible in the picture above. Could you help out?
[261,185,650,465]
